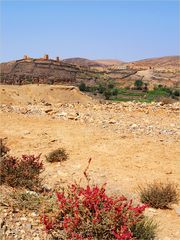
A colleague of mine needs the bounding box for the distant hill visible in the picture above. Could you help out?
[130,56,180,69]
[63,58,124,67]
[94,59,125,66]
[63,56,180,69]
[62,58,103,67]
[1,56,179,88]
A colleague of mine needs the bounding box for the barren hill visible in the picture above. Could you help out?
[62,58,103,67]
[62,58,124,67]
[62,56,180,69]
[130,56,180,69]
[95,59,124,66]
[1,56,180,88]
[0,58,105,85]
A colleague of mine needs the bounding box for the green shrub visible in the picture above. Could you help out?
[108,82,115,89]
[134,80,144,90]
[79,82,87,92]
[46,148,68,163]
[104,89,112,100]
[139,182,179,209]
[112,88,119,96]
[97,83,106,94]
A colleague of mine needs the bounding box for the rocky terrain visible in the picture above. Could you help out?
[1,56,180,89]
[0,84,180,239]
[0,58,89,85]
[130,56,180,69]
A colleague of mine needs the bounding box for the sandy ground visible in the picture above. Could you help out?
[0,84,180,239]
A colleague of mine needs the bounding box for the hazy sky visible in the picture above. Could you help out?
[0,0,179,62]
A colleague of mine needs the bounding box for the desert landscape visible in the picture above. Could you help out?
[1,56,180,89]
[0,81,180,239]
[1,0,180,239]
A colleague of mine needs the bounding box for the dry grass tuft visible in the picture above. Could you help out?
[46,148,68,163]
[139,181,179,209]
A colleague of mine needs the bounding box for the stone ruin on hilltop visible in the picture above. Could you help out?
[0,54,82,85]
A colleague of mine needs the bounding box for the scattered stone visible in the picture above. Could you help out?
[20,108,29,114]
[25,190,38,196]
[23,130,31,135]
[175,207,180,216]
[109,119,116,124]
[0,218,5,228]
[130,123,138,129]
[42,184,52,192]
[163,237,171,240]
[56,111,67,117]
[31,212,37,217]
[20,217,27,221]
[44,102,52,106]
[33,236,40,240]
[45,109,53,113]
[147,208,157,214]
[57,170,68,177]
[25,223,32,230]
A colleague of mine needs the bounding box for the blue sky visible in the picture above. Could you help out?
[0,0,179,62]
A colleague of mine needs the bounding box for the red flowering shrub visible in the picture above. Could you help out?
[0,154,43,191]
[41,183,157,239]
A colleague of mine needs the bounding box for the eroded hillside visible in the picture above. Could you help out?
[1,56,180,88]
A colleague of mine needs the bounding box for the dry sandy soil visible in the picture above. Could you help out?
[0,84,180,239]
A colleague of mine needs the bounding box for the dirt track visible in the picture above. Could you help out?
[0,84,180,239]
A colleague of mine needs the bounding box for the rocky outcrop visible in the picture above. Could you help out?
[0,58,106,85]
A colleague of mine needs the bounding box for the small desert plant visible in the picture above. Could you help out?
[0,154,43,191]
[0,138,9,157]
[112,88,119,96]
[139,182,179,209]
[41,183,157,239]
[10,190,42,211]
[131,217,157,239]
[79,82,87,92]
[9,190,56,212]
[97,83,106,94]
[46,148,68,163]
[104,89,112,100]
